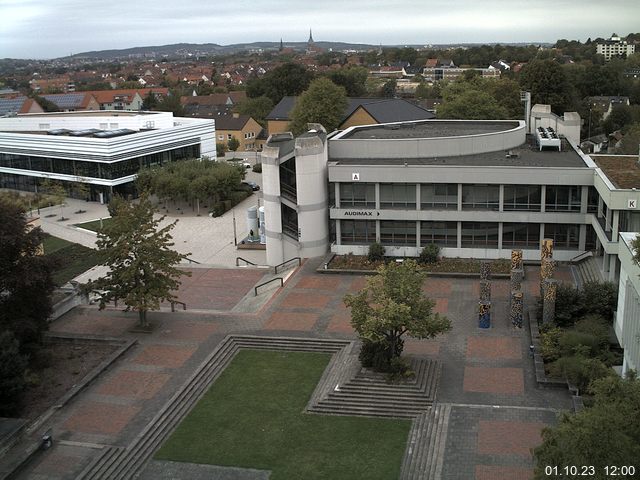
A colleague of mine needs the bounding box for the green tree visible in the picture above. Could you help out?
[40,179,67,219]
[603,105,634,134]
[618,123,640,154]
[533,373,640,480]
[227,136,240,153]
[155,91,184,116]
[216,142,228,157]
[246,62,314,104]
[141,90,159,110]
[236,96,273,127]
[327,66,368,97]
[438,88,508,119]
[344,260,451,371]
[0,331,29,416]
[519,59,575,114]
[92,196,191,328]
[381,79,397,98]
[289,78,348,135]
[0,198,54,350]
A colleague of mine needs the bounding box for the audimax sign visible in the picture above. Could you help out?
[344,211,380,216]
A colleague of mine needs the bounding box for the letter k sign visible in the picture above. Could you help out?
[629,199,637,209]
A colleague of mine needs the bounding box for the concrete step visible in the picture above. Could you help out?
[325,393,432,407]
[75,446,126,480]
[310,404,420,418]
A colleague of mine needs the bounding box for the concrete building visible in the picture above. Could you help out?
[0,111,215,202]
[596,34,636,61]
[614,233,640,376]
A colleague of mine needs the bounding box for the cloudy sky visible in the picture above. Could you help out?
[1,0,639,59]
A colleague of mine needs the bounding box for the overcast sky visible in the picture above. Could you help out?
[1,0,639,59]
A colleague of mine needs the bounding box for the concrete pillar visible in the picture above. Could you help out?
[261,143,286,266]
[415,184,421,211]
[334,182,340,208]
[498,222,503,250]
[608,254,617,282]
[457,221,462,249]
[457,183,463,211]
[612,210,620,239]
[579,224,586,251]
[540,185,546,213]
[580,185,589,214]
[375,183,380,210]
[498,184,504,212]
[416,221,421,248]
[335,219,341,246]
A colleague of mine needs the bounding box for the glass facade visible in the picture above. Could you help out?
[461,222,499,247]
[421,184,457,210]
[502,223,540,248]
[281,204,298,239]
[380,220,416,245]
[545,186,581,212]
[279,157,297,202]
[503,185,541,211]
[340,183,376,208]
[587,186,599,214]
[461,185,500,210]
[420,221,457,247]
[545,223,579,249]
[340,220,376,245]
[380,183,416,209]
[0,145,200,181]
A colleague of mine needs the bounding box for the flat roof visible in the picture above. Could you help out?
[592,155,640,189]
[331,136,588,168]
[17,110,157,117]
[339,120,521,140]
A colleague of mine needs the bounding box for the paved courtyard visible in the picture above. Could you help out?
[11,259,574,480]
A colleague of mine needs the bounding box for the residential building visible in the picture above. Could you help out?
[84,88,169,111]
[588,96,630,120]
[422,65,501,82]
[596,34,636,61]
[215,113,263,151]
[40,93,100,112]
[0,96,44,116]
[0,111,215,202]
[265,97,435,136]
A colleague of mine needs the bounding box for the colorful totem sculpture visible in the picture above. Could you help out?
[542,279,557,325]
[478,261,492,328]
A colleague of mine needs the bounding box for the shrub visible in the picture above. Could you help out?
[538,283,583,328]
[581,281,617,322]
[359,338,404,373]
[210,202,225,217]
[229,190,250,205]
[418,244,440,264]
[539,327,563,362]
[367,242,385,262]
[549,355,613,393]
[558,330,603,357]
[574,314,609,348]
[252,163,262,173]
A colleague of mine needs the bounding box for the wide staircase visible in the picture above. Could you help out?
[308,356,440,419]
[573,255,603,287]
[75,335,349,480]
[399,404,452,480]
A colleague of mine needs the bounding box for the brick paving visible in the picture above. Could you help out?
[14,262,577,480]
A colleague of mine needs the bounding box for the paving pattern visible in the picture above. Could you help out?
[11,260,576,480]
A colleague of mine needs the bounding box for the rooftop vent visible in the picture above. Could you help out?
[505,150,519,159]
[535,126,561,151]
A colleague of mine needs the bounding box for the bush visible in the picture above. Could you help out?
[0,331,28,416]
[539,327,563,362]
[581,281,618,322]
[418,244,440,264]
[359,338,404,373]
[210,202,225,217]
[549,355,612,393]
[229,190,250,205]
[558,330,603,357]
[367,242,385,262]
[252,163,262,173]
[538,283,583,328]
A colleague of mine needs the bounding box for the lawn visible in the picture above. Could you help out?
[74,217,112,232]
[156,350,411,480]
[43,234,102,286]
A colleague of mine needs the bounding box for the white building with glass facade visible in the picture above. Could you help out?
[0,111,215,202]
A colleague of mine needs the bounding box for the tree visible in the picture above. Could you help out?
[92,196,191,328]
[0,331,29,416]
[0,198,54,350]
[518,59,575,114]
[40,178,67,219]
[381,79,397,98]
[289,78,348,135]
[344,260,451,372]
[533,373,640,479]
[236,96,274,127]
[155,91,184,116]
[216,142,228,157]
[603,105,633,134]
[246,62,314,104]
[327,66,369,97]
[141,90,158,110]
[227,136,240,153]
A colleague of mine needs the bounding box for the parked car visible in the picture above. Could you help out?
[242,161,251,169]
[242,181,260,191]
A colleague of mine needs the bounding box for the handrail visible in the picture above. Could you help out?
[170,300,187,312]
[569,251,593,264]
[254,277,283,296]
[236,256,258,266]
[184,257,201,265]
[274,256,301,274]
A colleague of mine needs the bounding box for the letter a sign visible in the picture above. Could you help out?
[629,199,637,209]
[352,173,360,181]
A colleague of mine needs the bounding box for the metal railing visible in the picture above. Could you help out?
[184,257,201,264]
[170,300,187,312]
[236,256,258,266]
[274,257,301,274]
[254,277,283,296]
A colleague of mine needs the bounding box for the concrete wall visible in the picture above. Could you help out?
[530,105,581,145]
[261,142,286,266]
[614,233,640,375]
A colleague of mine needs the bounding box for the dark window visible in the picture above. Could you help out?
[279,157,297,202]
[420,221,457,247]
[545,186,581,212]
[340,183,375,208]
[545,223,579,249]
[585,225,597,250]
[502,223,540,248]
[340,220,376,245]
[380,220,416,245]
[281,203,298,239]
[380,183,416,209]
[587,186,599,214]
[503,185,541,211]
[421,184,457,210]
[462,185,499,210]
[461,222,499,248]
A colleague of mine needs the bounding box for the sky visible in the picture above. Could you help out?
[1,0,639,59]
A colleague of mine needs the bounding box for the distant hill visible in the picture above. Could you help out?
[64,41,381,60]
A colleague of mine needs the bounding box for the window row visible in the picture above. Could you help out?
[0,145,200,180]
[335,183,597,213]
[339,220,582,249]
